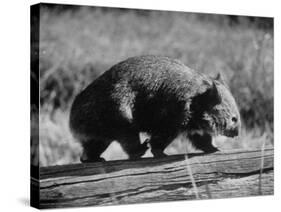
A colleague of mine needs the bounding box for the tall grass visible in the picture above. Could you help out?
[38,5,273,166]
[258,137,267,195]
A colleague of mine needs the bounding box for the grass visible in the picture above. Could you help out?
[37,5,273,167]
[184,153,200,199]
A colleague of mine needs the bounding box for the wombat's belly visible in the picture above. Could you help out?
[133,95,186,135]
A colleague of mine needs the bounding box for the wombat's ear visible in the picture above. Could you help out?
[214,72,227,85]
[204,82,222,107]
[190,82,221,112]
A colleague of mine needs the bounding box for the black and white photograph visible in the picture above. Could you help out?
[30,2,274,209]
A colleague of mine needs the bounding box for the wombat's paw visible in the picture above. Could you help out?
[80,155,106,163]
[136,142,150,157]
[128,141,150,160]
[142,139,150,150]
[203,146,220,154]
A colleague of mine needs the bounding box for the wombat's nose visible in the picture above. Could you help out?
[231,116,238,123]
[230,116,240,131]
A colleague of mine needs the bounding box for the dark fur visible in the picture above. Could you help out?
[69,55,241,162]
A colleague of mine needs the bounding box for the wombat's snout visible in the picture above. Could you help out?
[226,121,241,137]
[223,115,241,137]
[230,127,239,137]
[223,127,239,137]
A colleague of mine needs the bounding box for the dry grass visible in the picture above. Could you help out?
[37,5,273,166]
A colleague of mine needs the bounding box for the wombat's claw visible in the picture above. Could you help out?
[151,150,167,158]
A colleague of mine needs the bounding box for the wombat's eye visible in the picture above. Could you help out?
[231,116,238,123]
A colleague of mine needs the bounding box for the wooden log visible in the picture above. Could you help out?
[37,148,273,209]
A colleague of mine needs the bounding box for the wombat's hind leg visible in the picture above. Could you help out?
[150,135,173,158]
[80,139,111,163]
[187,133,219,153]
[118,133,149,160]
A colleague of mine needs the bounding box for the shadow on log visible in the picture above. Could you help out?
[35,148,274,209]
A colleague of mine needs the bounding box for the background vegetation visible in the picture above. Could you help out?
[38,4,273,166]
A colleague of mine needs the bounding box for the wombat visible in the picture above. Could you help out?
[69,55,241,162]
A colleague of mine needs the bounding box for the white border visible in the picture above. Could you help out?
[0,0,279,212]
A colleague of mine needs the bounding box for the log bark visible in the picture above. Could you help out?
[37,148,274,209]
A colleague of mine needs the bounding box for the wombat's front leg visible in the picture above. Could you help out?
[187,133,219,153]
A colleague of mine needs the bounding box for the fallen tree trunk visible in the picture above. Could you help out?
[36,148,273,209]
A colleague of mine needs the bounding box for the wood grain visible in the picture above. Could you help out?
[36,148,274,208]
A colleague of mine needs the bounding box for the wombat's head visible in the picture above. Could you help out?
[190,73,241,138]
